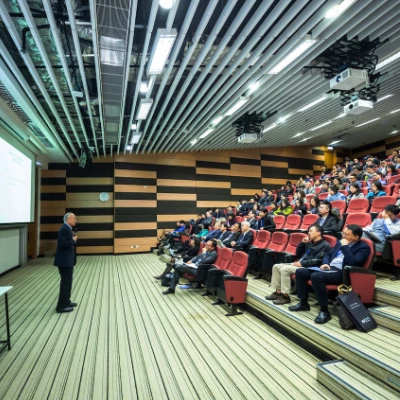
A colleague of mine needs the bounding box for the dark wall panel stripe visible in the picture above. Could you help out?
[115,162,158,171]
[40,232,58,240]
[195,174,231,182]
[77,239,114,247]
[196,161,230,169]
[157,200,196,208]
[40,193,66,201]
[157,171,196,180]
[115,207,157,216]
[353,139,386,154]
[77,223,114,231]
[386,141,400,151]
[230,157,261,166]
[288,158,314,169]
[115,215,157,223]
[157,207,197,215]
[41,216,63,224]
[48,163,69,170]
[115,230,157,238]
[196,187,231,195]
[72,207,114,216]
[261,154,288,162]
[41,177,66,185]
[66,163,114,178]
[115,192,157,200]
[312,149,324,156]
[261,167,288,178]
[157,186,195,194]
[115,177,157,186]
[67,185,114,193]
[197,193,231,201]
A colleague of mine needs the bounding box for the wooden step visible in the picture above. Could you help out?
[374,274,400,307]
[370,306,400,333]
[317,360,399,400]
[246,278,400,392]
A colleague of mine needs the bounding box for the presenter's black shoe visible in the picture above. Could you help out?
[315,311,332,324]
[69,302,78,307]
[56,306,74,313]
[288,302,310,312]
[162,288,175,295]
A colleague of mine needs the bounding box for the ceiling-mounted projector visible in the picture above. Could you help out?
[237,133,259,143]
[330,68,369,91]
[344,99,373,115]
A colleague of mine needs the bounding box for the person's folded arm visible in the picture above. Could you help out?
[59,229,75,249]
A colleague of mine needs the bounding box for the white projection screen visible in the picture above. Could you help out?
[0,133,35,224]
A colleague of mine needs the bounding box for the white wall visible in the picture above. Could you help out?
[0,229,20,274]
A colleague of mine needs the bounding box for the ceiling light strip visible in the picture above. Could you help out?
[355,117,380,127]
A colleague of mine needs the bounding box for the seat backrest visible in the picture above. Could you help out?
[306,194,314,202]
[383,185,394,195]
[361,181,367,187]
[227,251,248,277]
[253,230,271,249]
[360,238,374,269]
[284,233,307,255]
[274,215,286,229]
[319,192,328,200]
[315,187,321,194]
[343,213,372,230]
[284,214,301,230]
[324,235,337,248]
[214,247,233,270]
[235,216,243,223]
[388,175,400,185]
[268,232,289,252]
[370,196,396,213]
[210,217,216,227]
[331,200,347,215]
[249,229,257,245]
[346,198,370,214]
[339,190,348,196]
[300,214,319,229]
[394,183,400,195]
[360,187,369,196]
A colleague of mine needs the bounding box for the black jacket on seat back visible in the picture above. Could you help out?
[295,239,332,267]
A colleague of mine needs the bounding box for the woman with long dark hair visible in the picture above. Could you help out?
[346,183,365,203]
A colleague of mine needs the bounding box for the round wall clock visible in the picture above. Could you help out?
[99,192,109,202]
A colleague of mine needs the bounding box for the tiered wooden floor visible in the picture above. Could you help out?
[246,273,400,398]
[0,254,337,400]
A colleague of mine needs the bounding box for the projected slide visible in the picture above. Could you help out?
[0,136,33,223]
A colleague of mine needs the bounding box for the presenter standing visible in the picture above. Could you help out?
[54,212,78,313]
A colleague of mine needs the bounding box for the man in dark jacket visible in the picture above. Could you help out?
[217,223,241,247]
[54,212,78,313]
[316,201,341,233]
[290,224,371,324]
[247,211,258,230]
[227,221,254,252]
[163,239,218,294]
[265,225,331,305]
[257,208,275,230]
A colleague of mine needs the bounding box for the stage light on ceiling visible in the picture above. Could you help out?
[159,0,175,9]
[327,145,334,150]
[190,139,197,145]
[148,29,177,74]
[298,96,327,112]
[131,133,141,144]
[199,129,214,139]
[131,123,137,130]
[137,99,153,120]
[355,117,380,127]
[212,116,223,126]
[376,50,400,70]
[225,98,249,116]
[310,120,333,131]
[140,82,149,93]
[325,0,357,19]
[126,145,132,151]
[268,35,317,75]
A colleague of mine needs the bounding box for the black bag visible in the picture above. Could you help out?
[333,285,355,330]
[161,273,173,287]
[336,285,377,332]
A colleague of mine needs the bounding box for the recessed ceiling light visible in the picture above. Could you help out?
[299,137,310,142]
[329,140,342,145]
[333,113,346,119]
[159,0,175,9]
[137,99,153,120]
[199,129,214,139]
[355,117,380,127]
[249,80,260,93]
[126,145,132,151]
[327,145,334,150]
[377,94,393,102]
[131,133,141,144]
[140,82,148,93]
[298,97,327,112]
[131,123,137,130]
[325,0,357,19]
[310,120,333,131]
[190,139,197,145]
[390,130,398,135]
[293,132,305,137]
[390,109,400,114]
[225,98,249,116]
[148,29,177,74]
[263,123,277,133]
[376,50,400,70]
[278,116,288,123]
[212,116,223,125]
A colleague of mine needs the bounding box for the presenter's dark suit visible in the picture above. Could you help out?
[54,224,77,309]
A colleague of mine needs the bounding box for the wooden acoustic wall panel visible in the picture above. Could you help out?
[46,162,115,255]
[114,161,158,254]
[352,135,400,159]
[39,168,66,253]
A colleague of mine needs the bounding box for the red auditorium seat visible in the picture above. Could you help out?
[360,187,369,196]
[370,196,397,213]
[319,192,329,200]
[210,217,216,227]
[306,194,314,203]
[390,240,400,281]
[273,215,286,229]
[282,214,301,230]
[315,187,322,194]
[331,200,346,215]
[393,184,400,197]
[259,232,289,276]
[249,229,257,245]
[207,251,249,316]
[298,214,319,230]
[346,198,370,214]
[279,232,307,262]
[383,185,394,195]
[235,216,243,223]
[343,213,372,230]
[338,190,348,196]
[388,175,400,185]
[252,230,271,249]
[361,181,367,187]
[324,235,337,248]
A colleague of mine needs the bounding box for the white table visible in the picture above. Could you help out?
[0,286,12,351]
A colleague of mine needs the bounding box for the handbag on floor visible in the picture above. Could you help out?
[333,285,355,330]
[335,285,377,333]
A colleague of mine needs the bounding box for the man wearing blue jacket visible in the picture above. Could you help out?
[289,224,370,324]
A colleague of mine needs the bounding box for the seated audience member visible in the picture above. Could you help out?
[348,174,362,188]
[212,208,224,219]
[202,221,222,241]
[293,199,308,216]
[252,203,260,215]
[367,172,387,189]
[268,202,278,216]
[285,182,294,195]
[346,183,365,203]
[217,223,241,247]
[256,208,275,230]
[274,199,293,216]
[258,191,268,207]
[313,179,322,189]
[308,196,320,214]
[385,164,397,180]
[338,170,349,184]
[226,214,236,228]
[192,214,205,235]
[202,211,214,229]
[289,225,371,324]
[264,190,275,206]
[298,190,308,204]
[266,225,331,305]
[304,181,315,195]
[154,236,201,280]
[332,177,345,190]
[352,166,362,181]
[326,185,346,202]
[379,160,387,176]
[387,149,399,161]
[227,221,254,252]
[162,239,218,295]
[363,204,400,252]
[362,165,375,181]
[158,220,186,248]
[316,201,341,233]
[366,181,386,203]
[394,155,400,170]
[319,182,329,193]
[254,193,260,202]
[247,211,259,230]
